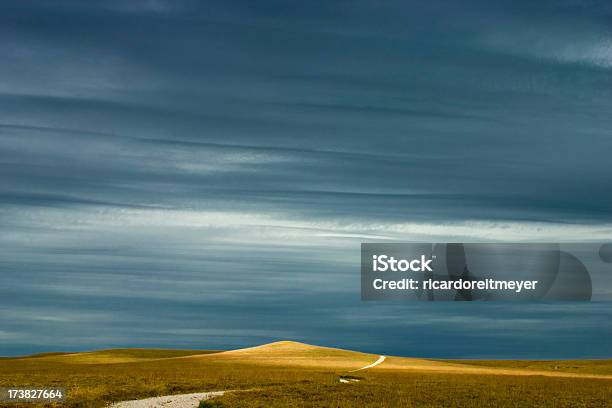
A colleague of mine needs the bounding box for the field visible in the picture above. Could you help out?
[0,341,610,407]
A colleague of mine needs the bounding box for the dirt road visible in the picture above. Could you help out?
[108,391,224,408]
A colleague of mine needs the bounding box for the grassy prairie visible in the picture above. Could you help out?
[0,341,610,408]
[440,359,612,376]
[0,349,220,365]
[210,372,611,408]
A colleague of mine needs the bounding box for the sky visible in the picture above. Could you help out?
[1,0,611,358]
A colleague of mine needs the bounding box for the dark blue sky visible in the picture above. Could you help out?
[0,0,611,358]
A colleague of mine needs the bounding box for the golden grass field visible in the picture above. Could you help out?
[0,341,611,407]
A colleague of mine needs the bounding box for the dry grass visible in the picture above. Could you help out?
[198,341,375,369]
[0,341,610,408]
[210,371,612,408]
[440,359,612,376]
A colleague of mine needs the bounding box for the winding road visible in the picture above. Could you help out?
[350,355,386,372]
[109,355,388,406]
[108,356,386,408]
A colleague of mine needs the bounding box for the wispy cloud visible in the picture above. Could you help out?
[480,22,612,68]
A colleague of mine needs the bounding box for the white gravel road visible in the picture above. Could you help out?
[349,355,386,372]
[108,391,224,408]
